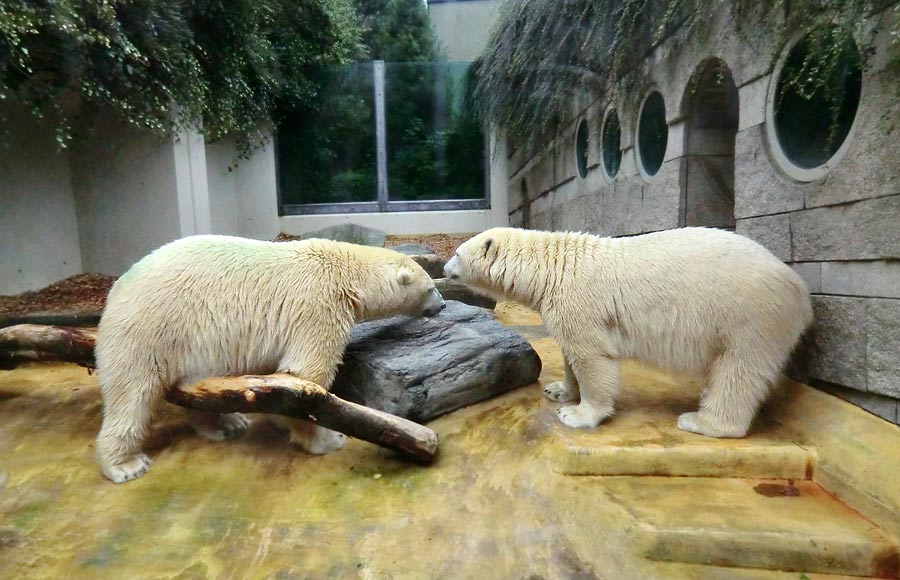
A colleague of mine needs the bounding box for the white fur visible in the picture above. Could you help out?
[445,227,813,438]
[96,235,444,483]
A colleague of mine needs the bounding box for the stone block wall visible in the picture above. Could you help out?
[506,2,900,423]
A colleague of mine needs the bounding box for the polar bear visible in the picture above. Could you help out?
[444,227,812,438]
[96,235,445,483]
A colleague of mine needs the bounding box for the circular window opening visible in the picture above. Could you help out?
[600,109,622,180]
[575,118,589,179]
[637,91,668,179]
[769,27,862,178]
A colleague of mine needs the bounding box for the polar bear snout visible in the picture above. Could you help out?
[422,287,446,317]
[444,255,461,280]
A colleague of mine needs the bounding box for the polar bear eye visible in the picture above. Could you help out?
[397,269,413,286]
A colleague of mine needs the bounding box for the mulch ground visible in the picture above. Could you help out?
[0,234,473,316]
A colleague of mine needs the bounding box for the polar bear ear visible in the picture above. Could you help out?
[397,268,414,286]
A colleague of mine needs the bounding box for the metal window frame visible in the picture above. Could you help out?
[277,60,490,217]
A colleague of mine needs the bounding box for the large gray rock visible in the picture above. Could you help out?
[866,298,900,399]
[300,224,386,247]
[434,278,496,310]
[390,243,446,279]
[331,301,541,422]
[390,242,435,256]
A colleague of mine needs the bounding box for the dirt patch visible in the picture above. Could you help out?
[0,274,116,316]
[385,234,472,262]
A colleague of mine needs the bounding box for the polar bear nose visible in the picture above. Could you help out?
[444,256,460,279]
[422,287,446,317]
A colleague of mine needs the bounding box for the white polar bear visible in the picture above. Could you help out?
[95,235,445,483]
[444,227,812,438]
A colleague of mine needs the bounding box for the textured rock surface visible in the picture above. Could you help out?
[390,243,445,279]
[299,223,386,247]
[331,301,541,422]
[434,278,496,310]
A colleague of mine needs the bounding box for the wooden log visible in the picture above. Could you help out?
[0,324,96,370]
[167,374,439,464]
[0,324,439,463]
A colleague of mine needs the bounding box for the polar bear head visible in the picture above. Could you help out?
[357,248,446,321]
[444,227,530,305]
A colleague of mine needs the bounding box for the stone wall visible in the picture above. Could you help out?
[506,2,900,423]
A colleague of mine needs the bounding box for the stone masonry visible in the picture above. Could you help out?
[505,2,900,423]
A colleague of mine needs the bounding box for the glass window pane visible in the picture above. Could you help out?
[383,62,486,202]
[276,64,378,205]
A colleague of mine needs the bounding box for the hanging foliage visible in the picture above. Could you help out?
[0,0,364,154]
[474,0,898,154]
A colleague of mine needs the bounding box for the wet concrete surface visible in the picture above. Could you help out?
[0,303,895,579]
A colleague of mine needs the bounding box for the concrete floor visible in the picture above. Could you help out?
[1,303,897,579]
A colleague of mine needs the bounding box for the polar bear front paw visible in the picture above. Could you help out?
[557,403,610,429]
[295,427,347,455]
[676,412,748,438]
[543,381,578,403]
[102,454,152,484]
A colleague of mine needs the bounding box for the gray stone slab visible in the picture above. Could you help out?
[790,263,822,294]
[641,159,682,233]
[805,295,868,391]
[331,301,542,422]
[733,126,804,219]
[791,196,900,261]
[552,197,588,232]
[601,180,643,237]
[684,156,736,229]
[584,189,605,235]
[735,214,791,261]
[531,211,551,232]
[815,382,898,424]
[866,298,900,399]
[821,261,900,299]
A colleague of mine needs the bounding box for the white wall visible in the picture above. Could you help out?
[204,133,280,240]
[428,0,502,62]
[205,139,240,236]
[70,117,183,275]
[0,102,83,295]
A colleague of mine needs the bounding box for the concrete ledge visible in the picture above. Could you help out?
[608,477,899,577]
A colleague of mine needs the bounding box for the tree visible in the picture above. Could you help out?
[0,0,364,155]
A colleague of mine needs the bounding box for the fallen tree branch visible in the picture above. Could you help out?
[167,374,439,464]
[0,324,439,463]
[0,324,96,370]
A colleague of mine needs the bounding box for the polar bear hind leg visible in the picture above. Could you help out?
[677,342,779,438]
[186,409,251,441]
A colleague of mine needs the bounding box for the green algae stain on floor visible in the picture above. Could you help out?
[0,308,889,580]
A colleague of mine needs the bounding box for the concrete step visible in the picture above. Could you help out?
[539,361,811,478]
[576,476,899,578]
[551,416,811,478]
